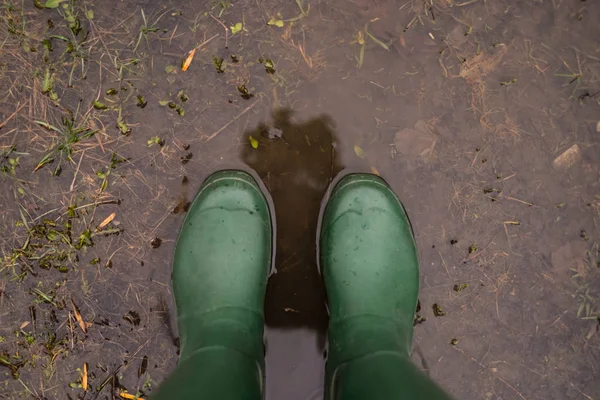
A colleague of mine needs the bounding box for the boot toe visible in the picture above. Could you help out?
[173,170,273,356]
[320,174,419,325]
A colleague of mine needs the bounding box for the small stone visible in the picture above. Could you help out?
[553,144,581,171]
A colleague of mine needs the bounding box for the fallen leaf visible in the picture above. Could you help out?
[354,145,365,159]
[182,48,196,72]
[249,136,259,149]
[82,363,88,391]
[42,68,53,94]
[230,22,243,34]
[370,166,380,175]
[71,299,87,333]
[267,18,284,27]
[553,144,581,171]
[93,100,107,110]
[120,392,145,400]
[19,321,30,329]
[44,0,67,8]
[98,212,116,229]
[357,30,365,45]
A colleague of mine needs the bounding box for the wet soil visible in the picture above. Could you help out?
[0,0,599,399]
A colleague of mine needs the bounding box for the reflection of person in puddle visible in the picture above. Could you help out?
[151,112,453,399]
[240,109,343,334]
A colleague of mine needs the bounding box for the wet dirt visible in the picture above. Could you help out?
[1,0,599,399]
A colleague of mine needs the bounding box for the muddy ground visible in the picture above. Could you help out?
[0,0,599,399]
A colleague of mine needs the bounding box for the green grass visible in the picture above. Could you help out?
[33,112,96,176]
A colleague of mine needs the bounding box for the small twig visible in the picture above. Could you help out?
[499,173,516,181]
[503,222,521,257]
[205,99,259,142]
[496,376,528,400]
[548,310,568,328]
[461,235,497,263]
[452,346,488,370]
[190,33,219,53]
[169,23,178,45]
[210,14,229,48]
[570,382,594,400]
[0,280,5,308]
[504,195,538,208]
[438,250,451,280]
[31,207,61,223]
[70,149,86,192]
[455,0,480,6]
[0,102,27,130]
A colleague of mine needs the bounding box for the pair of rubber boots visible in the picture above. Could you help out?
[152,171,453,400]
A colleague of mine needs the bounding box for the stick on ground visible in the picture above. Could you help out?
[205,99,259,142]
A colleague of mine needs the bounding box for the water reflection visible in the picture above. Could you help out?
[242,108,342,331]
[241,109,343,399]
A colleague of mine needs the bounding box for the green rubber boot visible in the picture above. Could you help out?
[152,170,272,400]
[320,174,453,400]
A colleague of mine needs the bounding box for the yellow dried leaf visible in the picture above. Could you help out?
[354,145,365,159]
[370,166,380,176]
[71,298,87,333]
[267,18,284,27]
[120,392,145,400]
[19,321,30,329]
[182,48,196,72]
[98,212,116,229]
[249,136,259,149]
[357,31,365,45]
[230,22,242,34]
[82,363,88,391]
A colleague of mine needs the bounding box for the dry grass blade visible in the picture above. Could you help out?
[71,298,87,333]
[98,212,117,229]
[82,362,88,391]
[210,13,229,48]
[206,99,259,141]
[182,34,219,72]
[182,48,196,72]
[0,102,27,130]
[120,392,145,400]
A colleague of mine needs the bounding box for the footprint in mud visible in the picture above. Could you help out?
[240,108,343,333]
